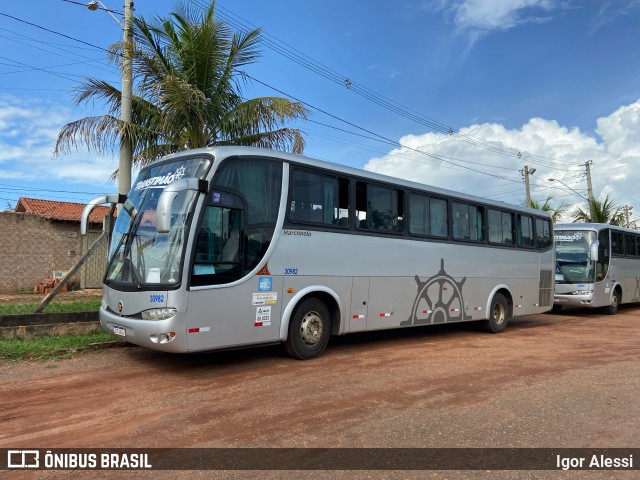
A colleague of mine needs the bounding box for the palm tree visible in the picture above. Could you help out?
[54,1,308,173]
[572,194,625,225]
[527,195,569,223]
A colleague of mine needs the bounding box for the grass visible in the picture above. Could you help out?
[0,300,101,315]
[0,332,120,360]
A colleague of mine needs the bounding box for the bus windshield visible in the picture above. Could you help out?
[105,157,211,287]
[554,230,597,284]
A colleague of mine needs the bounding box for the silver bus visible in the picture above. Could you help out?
[82,146,554,359]
[553,222,640,314]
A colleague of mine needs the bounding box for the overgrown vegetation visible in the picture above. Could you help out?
[0,332,119,360]
[0,300,101,315]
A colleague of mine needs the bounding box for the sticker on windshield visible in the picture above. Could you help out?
[146,268,161,283]
[194,264,215,275]
[554,232,584,242]
[134,165,186,191]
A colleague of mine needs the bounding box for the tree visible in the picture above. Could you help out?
[527,195,568,223]
[55,1,308,173]
[571,194,625,225]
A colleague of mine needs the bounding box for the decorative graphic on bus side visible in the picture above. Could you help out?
[402,258,471,326]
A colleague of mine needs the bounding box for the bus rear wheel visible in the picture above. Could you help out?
[482,293,510,333]
[285,298,332,360]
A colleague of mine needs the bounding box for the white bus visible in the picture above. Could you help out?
[82,146,554,359]
[553,222,640,314]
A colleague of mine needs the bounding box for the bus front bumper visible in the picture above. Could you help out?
[553,293,594,307]
[99,307,188,353]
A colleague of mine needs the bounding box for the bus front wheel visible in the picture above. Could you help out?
[606,289,621,315]
[482,293,510,333]
[285,298,332,360]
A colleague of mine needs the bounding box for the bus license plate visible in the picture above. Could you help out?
[113,325,126,337]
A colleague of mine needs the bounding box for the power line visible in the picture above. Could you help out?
[195,0,570,169]
[304,118,521,172]
[0,55,83,83]
[0,27,118,75]
[243,71,524,185]
[1,4,575,200]
[0,11,114,54]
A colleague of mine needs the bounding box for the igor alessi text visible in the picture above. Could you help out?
[557,454,633,470]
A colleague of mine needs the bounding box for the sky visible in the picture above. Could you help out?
[1,0,639,223]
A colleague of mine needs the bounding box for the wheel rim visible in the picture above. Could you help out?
[612,294,619,309]
[300,311,323,346]
[493,302,505,325]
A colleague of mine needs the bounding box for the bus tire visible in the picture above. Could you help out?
[606,289,621,315]
[482,293,510,333]
[285,298,331,360]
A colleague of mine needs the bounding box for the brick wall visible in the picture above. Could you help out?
[0,211,102,293]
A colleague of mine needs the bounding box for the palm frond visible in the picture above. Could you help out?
[571,194,623,225]
[55,0,309,178]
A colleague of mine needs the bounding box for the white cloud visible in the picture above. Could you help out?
[432,0,562,42]
[363,99,640,222]
[589,0,640,33]
[0,95,116,185]
[455,0,556,30]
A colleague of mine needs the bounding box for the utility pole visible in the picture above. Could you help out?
[584,160,595,220]
[522,166,536,208]
[119,0,134,198]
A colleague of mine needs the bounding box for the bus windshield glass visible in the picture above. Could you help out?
[554,230,597,284]
[105,156,211,287]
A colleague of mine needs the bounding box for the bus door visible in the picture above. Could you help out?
[593,228,611,305]
[186,189,282,351]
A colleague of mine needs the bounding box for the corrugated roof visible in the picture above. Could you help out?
[15,197,114,224]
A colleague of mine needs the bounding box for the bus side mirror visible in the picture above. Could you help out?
[590,240,599,262]
[81,193,126,236]
[157,178,208,233]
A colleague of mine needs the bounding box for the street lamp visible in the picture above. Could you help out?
[87,0,134,199]
[87,1,121,24]
[548,177,595,220]
[523,166,536,208]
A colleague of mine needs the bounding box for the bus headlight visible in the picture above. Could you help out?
[141,308,177,320]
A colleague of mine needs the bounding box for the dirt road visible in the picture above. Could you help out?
[1,307,639,478]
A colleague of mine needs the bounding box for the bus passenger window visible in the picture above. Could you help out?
[535,219,552,249]
[289,170,339,224]
[368,185,396,230]
[624,233,635,256]
[453,202,483,241]
[410,193,445,236]
[355,182,368,228]
[430,198,448,237]
[488,209,513,245]
[409,194,429,235]
[517,215,535,247]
